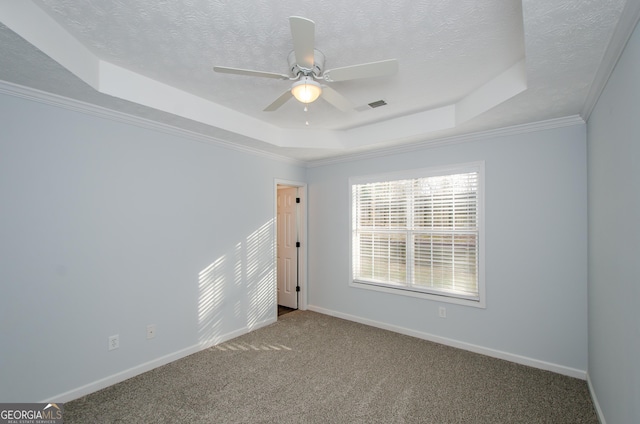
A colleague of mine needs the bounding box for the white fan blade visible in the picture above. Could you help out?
[213,66,290,80]
[264,90,293,111]
[289,16,315,70]
[323,59,398,82]
[321,85,355,112]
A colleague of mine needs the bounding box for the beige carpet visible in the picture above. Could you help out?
[65,311,598,423]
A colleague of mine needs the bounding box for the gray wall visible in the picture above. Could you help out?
[0,93,305,402]
[587,19,640,424]
[307,124,588,373]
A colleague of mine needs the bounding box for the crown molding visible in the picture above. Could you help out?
[581,0,640,121]
[306,115,585,168]
[0,79,587,169]
[0,80,304,166]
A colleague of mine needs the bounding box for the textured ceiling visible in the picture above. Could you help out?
[0,0,630,162]
[36,0,525,129]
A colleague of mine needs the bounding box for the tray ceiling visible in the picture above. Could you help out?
[0,0,630,162]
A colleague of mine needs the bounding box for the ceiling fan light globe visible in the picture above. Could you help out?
[291,78,322,104]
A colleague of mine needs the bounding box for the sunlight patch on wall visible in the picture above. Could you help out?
[198,219,276,347]
[246,220,275,329]
[198,255,227,346]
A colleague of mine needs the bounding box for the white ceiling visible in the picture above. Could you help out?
[0,1,632,162]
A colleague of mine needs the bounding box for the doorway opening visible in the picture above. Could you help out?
[275,180,307,318]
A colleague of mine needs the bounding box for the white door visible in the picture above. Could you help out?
[277,187,298,309]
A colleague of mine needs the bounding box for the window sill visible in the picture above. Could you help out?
[350,280,486,308]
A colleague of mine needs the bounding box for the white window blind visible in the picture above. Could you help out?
[352,165,482,303]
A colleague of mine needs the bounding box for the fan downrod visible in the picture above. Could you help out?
[288,49,325,79]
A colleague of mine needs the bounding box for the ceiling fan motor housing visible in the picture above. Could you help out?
[288,49,325,78]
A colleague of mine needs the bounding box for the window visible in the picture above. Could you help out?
[350,162,484,307]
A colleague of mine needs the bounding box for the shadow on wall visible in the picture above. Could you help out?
[197,219,275,346]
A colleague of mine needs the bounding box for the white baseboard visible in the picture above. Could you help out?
[40,316,276,403]
[42,307,590,403]
[307,305,587,380]
[587,373,606,424]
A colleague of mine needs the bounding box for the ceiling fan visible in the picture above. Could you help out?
[213,16,398,112]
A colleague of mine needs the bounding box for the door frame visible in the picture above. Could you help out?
[274,179,307,313]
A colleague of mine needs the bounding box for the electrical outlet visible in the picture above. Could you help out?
[108,334,119,351]
[438,307,447,318]
[146,324,156,340]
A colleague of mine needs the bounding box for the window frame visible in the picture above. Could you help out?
[349,161,485,308]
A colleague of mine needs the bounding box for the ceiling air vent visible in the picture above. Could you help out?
[354,100,388,112]
[368,100,387,108]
